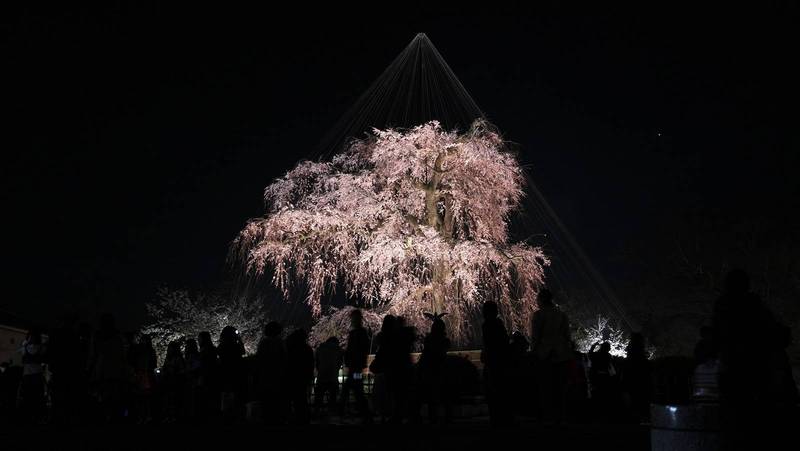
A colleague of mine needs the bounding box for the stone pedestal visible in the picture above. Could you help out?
[650,403,720,451]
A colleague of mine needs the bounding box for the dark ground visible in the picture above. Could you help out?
[0,419,650,451]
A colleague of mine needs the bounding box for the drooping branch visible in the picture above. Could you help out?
[233,120,548,343]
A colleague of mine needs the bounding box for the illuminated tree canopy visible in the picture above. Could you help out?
[233,120,548,342]
[141,288,266,363]
[308,306,383,349]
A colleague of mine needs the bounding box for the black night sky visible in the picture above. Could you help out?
[4,3,799,330]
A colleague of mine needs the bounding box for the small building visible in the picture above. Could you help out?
[0,310,31,366]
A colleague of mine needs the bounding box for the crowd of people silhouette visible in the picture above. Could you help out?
[0,270,796,438]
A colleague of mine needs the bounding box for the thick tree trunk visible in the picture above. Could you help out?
[431,260,447,314]
[424,151,454,315]
[424,151,448,230]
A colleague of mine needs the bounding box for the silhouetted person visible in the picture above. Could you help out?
[18,327,47,424]
[0,361,21,423]
[90,314,129,423]
[417,313,451,424]
[129,334,157,424]
[184,338,202,419]
[386,315,416,424]
[510,331,530,357]
[621,332,651,422]
[369,314,395,422]
[217,326,245,419]
[285,328,314,424]
[693,325,717,365]
[47,318,83,424]
[768,325,799,404]
[691,325,721,402]
[197,331,219,420]
[508,331,532,416]
[481,301,513,426]
[714,270,762,394]
[161,340,186,423]
[588,341,617,419]
[75,322,93,420]
[531,289,571,422]
[314,336,342,414]
[256,321,286,423]
[565,341,590,422]
[712,269,797,448]
[339,309,371,423]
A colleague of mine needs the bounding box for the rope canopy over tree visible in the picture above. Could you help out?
[233,120,548,342]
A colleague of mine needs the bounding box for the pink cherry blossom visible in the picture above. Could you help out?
[233,120,549,343]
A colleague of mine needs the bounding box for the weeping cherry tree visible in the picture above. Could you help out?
[233,120,548,343]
